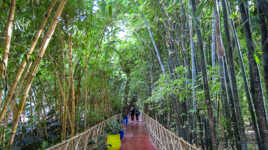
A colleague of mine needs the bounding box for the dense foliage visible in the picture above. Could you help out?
[0,0,267,149]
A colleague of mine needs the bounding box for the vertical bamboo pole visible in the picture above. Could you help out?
[0,0,16,106]
[0,0,58,123]
[68,35,76,137]
[7,0,68,148]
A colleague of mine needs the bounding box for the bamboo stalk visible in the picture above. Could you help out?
[0,0,16,106]
[0,0,58,123]
[7,0,68,148]
[0,0,16,78]
[50,56,73,140]
[68,35,76,137]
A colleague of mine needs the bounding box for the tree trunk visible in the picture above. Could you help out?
[221,0,248,149]
[7,0,68,148]
[52,64,72,140]
[219,56,234,147]
[223,56,243,149]
[0,0,57,124]
[257,0,268,98]
[68,35,76,137]
[143,14,166,74]
[0,0,16,79]
[197,109,205,149]
[211,7,219,127]
[189,12,198,145]
[226,1,262,148]
[238,1,268,149]
[211,9,217,71]
[0,0,16,106]
[190,0,217,149]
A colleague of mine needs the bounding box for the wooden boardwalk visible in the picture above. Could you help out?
[46,113,198,150]
[120,117,157,150]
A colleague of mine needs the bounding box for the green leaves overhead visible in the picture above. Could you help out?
[0,0,267,149]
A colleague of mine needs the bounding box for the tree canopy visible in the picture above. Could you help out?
[0,0,268,149]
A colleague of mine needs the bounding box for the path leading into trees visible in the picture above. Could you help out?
[120,117,157,150]
[46,113,198,150]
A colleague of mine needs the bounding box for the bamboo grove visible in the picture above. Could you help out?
[0,0,267,150]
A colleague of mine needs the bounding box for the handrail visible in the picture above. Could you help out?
[47,112,199,150]
[142,112,199,150]
[46,114,121,150]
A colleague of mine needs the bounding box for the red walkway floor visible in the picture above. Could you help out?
[120,117,157,150]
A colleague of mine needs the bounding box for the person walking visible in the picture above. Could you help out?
[122,105,128,127]
[130,107,135,121]
[135,108,140,121]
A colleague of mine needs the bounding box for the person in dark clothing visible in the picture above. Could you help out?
[135,108,140,121]
[130,107,135,121]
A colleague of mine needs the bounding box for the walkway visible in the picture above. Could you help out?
[120,117,157,150]
[46,113,198,150]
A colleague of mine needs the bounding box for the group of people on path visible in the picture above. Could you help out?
[122,105,140,128]
[122,94,141,128]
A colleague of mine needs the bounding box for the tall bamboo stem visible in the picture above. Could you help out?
[7,0,68,148]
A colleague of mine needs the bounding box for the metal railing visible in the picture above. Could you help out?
[142,112,199,150]
[46,114,121,150]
